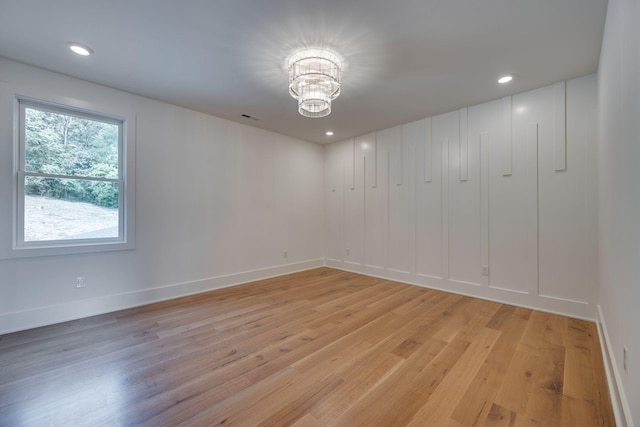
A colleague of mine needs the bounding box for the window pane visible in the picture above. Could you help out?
[24,106,119,179]
[24,177,119,242]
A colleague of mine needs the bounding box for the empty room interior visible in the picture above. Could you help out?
[0,0,638,425]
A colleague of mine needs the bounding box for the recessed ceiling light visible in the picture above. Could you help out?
[325,131,334,136]
[67,42,93,56]
[498,75,513,84]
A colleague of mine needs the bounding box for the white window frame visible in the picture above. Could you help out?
[0,91,136,259]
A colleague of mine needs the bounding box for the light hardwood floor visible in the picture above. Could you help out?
[0,268,614,426]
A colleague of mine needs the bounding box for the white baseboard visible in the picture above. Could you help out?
[325,259,596,321]
[597,304,634,427]
[0,259,325,335]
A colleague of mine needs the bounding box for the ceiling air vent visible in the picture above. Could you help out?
[241,114,260,121]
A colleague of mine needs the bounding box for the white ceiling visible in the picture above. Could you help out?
[0,0,607,144]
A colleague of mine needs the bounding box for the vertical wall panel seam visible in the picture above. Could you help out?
[411,145,417,275]
[386,151,391,270]
[487,132,490,287]
[232,134,238,269]
[536,124,540,295]
[480,132,490,287]
[527,123,540,296]
[342,159,346,261]
[398,126,404,186]
[362,155,367,267]
[445,139,450,280]
[440,137,445,279]
[415,143,420,274]
[479,133,483,284]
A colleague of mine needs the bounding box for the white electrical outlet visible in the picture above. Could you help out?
[283,251,288,259]
[346,248,350,255]
[481,265,489,276]
[76,276,86,288]
[624,346,628,372]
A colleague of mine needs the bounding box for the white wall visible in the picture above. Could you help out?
[325,74,598,320]
[0,58,325,334]
[598,0,640,424]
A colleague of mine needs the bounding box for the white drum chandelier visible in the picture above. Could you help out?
[288,48,342,118]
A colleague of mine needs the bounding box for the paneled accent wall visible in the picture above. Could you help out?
[325,74,598,319]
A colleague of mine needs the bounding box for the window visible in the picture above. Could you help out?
[12,98,134,255]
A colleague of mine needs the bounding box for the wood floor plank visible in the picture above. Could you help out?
[405,326,501,426]
[523,343,566,426]
[450,305,531,426]
[332,337,454,426]
[0,267,615,426]
[308,351,404,424]
[493,345,539,415]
